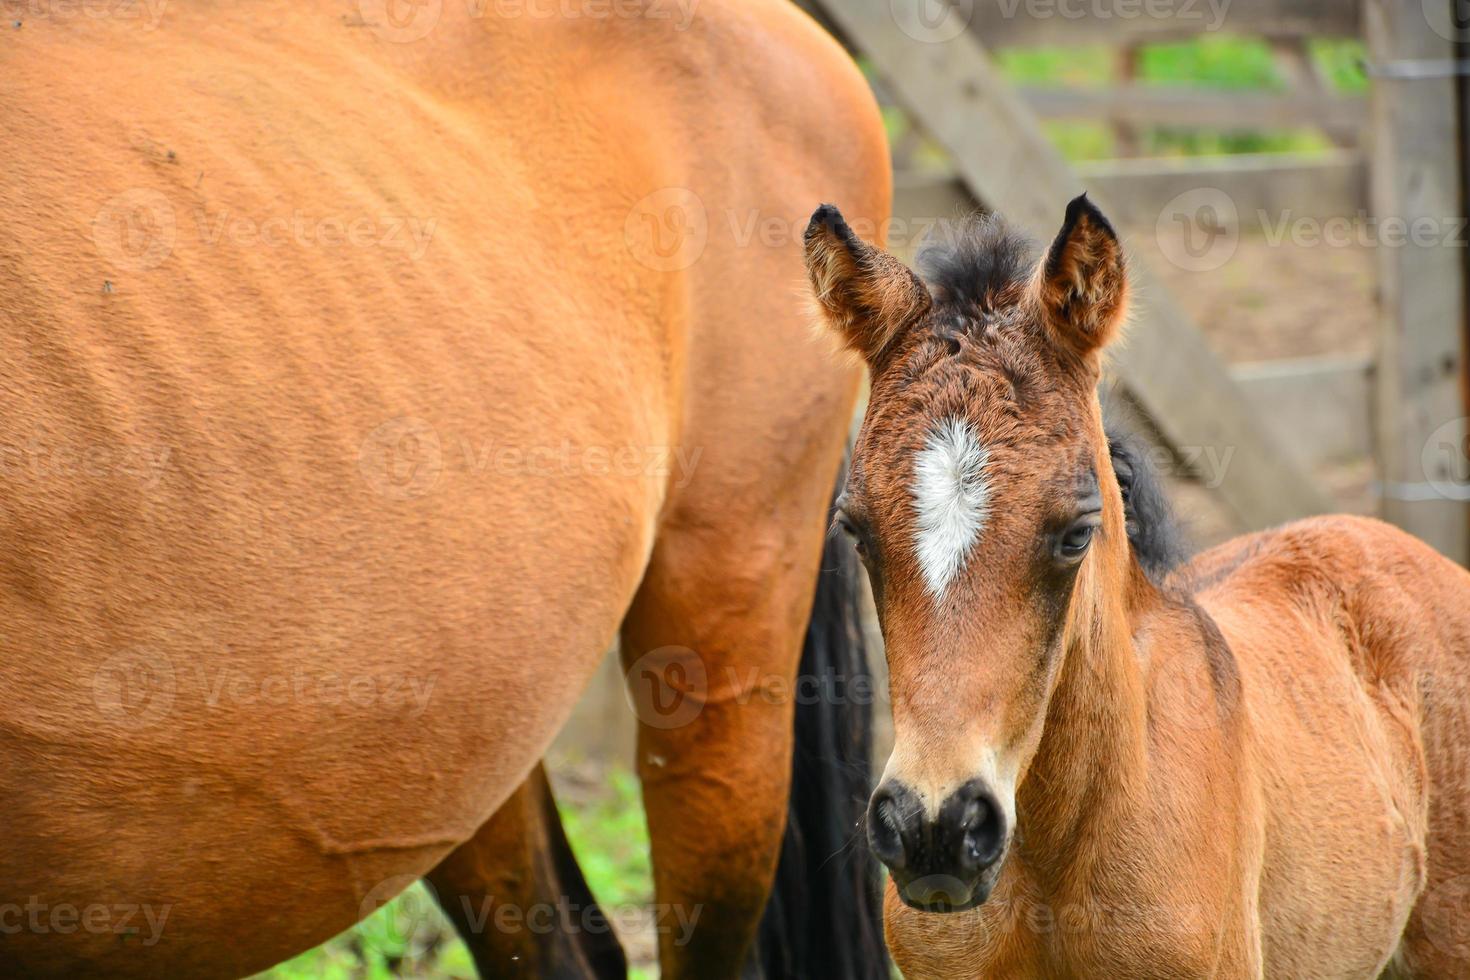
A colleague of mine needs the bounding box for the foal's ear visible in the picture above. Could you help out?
[1033,194,1127,358]
[804,203,931,362]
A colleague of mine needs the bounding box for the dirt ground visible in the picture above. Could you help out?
[1122,224,1379,549]
[1133,225,1377,363]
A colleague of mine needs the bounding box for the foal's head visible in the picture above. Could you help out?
[805,195,1131,912]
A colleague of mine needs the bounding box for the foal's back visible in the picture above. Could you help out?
[1186,515,1470,977]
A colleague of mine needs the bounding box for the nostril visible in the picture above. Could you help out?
[867,783,913,870]
[951,785,1005,872]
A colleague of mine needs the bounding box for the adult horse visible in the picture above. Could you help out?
[804,195,1470,977]
[0,2,886,976]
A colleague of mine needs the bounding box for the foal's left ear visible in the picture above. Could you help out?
[1033,194,1127,359]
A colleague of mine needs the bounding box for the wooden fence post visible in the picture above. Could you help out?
[1365,0,1470,563]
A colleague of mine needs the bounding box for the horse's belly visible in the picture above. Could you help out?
[1,484,652,979]
[0,11,677,976]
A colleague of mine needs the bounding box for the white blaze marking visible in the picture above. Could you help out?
[912,417,989,598]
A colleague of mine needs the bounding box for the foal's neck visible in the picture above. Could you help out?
[1014,540,1161,885]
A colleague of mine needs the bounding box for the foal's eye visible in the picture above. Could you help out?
[835,511,871,561]
[1057,520,1097,562]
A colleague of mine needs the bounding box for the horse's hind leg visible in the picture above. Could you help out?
[619,477,844,979]
[426,763,626,980]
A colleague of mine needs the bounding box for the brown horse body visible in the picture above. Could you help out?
[804,198,1470,978]
[0,4,885,976]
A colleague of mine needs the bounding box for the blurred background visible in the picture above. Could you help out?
[253,1,1468,975]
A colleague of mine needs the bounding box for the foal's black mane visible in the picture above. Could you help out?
[915,211,1188,581]
[1106,431,1189,581]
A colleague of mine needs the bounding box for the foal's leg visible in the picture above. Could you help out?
[426,764,626,980]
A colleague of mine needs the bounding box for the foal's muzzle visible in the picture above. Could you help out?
[867,778,1007,912]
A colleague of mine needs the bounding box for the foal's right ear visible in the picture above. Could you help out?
[804,203,931,362]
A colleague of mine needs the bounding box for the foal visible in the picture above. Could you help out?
[804,196,1470,978]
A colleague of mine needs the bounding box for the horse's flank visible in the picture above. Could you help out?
[0,3,885,976]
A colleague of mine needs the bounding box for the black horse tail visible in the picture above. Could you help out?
[754,473,888,979]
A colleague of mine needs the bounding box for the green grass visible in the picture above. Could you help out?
[254,883,474,979]
[557,768,653,912]
[253,766,654,980]
[989,36,1368,162]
